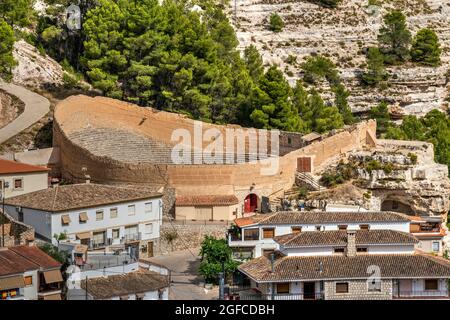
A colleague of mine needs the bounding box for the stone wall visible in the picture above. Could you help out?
[324,279,392,300]
[53,95,377,209]
[153,221,229,256]
[0,210,35,246]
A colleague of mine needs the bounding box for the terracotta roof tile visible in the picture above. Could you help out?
[80,270,169,299]
[9,245,61,270]
[255,211,410,225]
[176,195,239,206]
[0,158,49,174]
[239,254,450,282]
[274,230,418,247]
[5,183,162,212]
[0,248,38,276]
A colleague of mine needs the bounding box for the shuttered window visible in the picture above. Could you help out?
[110,208,118,219]
[262,228,275,239]
[145,202,153,214]
[96,210,104,221]
[425,279,438,291]
[336,282,349,293]
[338,225,348,230]
[128,205,136,216]
[291,227,302,234]
[276,283,289,294]
[24,276,33,286]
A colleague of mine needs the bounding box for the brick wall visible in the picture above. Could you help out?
[0,210,35,246]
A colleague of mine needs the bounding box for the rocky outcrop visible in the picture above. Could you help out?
[12,40,63,88]
[229,0,450,116]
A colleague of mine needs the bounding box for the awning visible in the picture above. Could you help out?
[79,212,88,222]
[74,244,88,254]
[76,232,91,240]
[61,215,71,224]
[43,270,63,284]
[0,275,25,290]
[120,295,129,300]
[42,293,62,300]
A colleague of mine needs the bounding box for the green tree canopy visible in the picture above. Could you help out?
[0,0,34,27]
[0,19,17,81]
[411,28,441,67]
[362,47,388,86]
[378,10,412,65]
[269,13,284,33]
[198,235,239,284]
[369,101,391,136]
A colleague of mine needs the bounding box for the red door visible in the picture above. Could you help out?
[244,194,257,213]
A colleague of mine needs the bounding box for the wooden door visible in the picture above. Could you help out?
[147,241,154,257]
[195,206,213,220]
[297,157,312,173]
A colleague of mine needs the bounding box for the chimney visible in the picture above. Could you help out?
[346,230,356,257]
[85,174,91,184]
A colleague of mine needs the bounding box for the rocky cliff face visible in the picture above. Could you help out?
[230,0,450,115]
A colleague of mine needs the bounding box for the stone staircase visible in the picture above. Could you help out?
[295,172,324,191]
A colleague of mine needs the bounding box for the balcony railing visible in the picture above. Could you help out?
[123,232,141,242]
[393,291,450,299]
[237,293,324,300]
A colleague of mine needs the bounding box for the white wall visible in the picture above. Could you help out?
[22,270,38,300]
[6,197,162,245]
[281,244,415,257]
[0,172,48,198]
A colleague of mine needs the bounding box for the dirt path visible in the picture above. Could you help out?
[0,81,50,145]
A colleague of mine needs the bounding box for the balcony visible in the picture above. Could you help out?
[123,232,141,242]
[393,291,450,299]
[236,292,325,300]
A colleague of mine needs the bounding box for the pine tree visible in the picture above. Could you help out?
[378,10,412,65]
[411,28,441,67]
[0,19,17,81]
[269,13,284,33]
[244,45,264,84]
[362,47,388,86]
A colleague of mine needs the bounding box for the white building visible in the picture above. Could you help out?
[0,158,49,199]
[4,183,162,257]
[228,211,411,259]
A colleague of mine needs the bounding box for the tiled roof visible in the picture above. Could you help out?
[0,246,60,276]
[238,253,450,282]
[5,183,162,212]
[274,230,418,247]
[246,211,410,226]
[176,195,239,206]
[9,246,61,270]
[0,158,49,174]
[80,270,169,299]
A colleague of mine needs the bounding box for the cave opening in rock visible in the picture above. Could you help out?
[381,199,414,215]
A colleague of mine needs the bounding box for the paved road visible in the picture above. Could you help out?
[0,81,50,144]
[147,248,218,300]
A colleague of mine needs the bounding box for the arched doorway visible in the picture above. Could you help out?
[244,194,258,213]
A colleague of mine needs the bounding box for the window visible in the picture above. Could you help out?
[79,212,88,223]
[425,279,438,291]
[335,282,349,294]
[18,211,24,222]
[13,178,23,190]
[96,210,104,221]
[276,283,289,294]
[145,202,153,214]
[357,247,368,253]
[287,137,292,144]
[128,205,136,216]
[262,228,275,239]
[338,225,348,230]
[315,225,322,231]
[368,279,381,292]
[145,223,153,235]
[432,241,440,253]
[61,215,71,226]
[112,229,120,239]
[24,276,33,286]
[359,224,370,230]
[110,208,118,219]
[92,231,105,246]
[243,228,259,241]
[291,226,302,234]
[333,248,345,254]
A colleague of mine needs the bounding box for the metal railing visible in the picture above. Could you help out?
[123,232,141,242]
[393,291,450,299]
[237,293,325,300]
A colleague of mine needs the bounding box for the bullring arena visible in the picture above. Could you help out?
[53,95,377,220]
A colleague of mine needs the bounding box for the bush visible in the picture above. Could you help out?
[411,28,441,67]
[269,13,284,33]
[408,152,418,164]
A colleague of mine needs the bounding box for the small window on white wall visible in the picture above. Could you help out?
[432,241,440,252]
[145,202,152,214]
[14,178,23,190]
[145,223,153,235]
[128,205,136,216]
[110,208,118,219]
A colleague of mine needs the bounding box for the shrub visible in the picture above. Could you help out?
[269,13,284,33]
